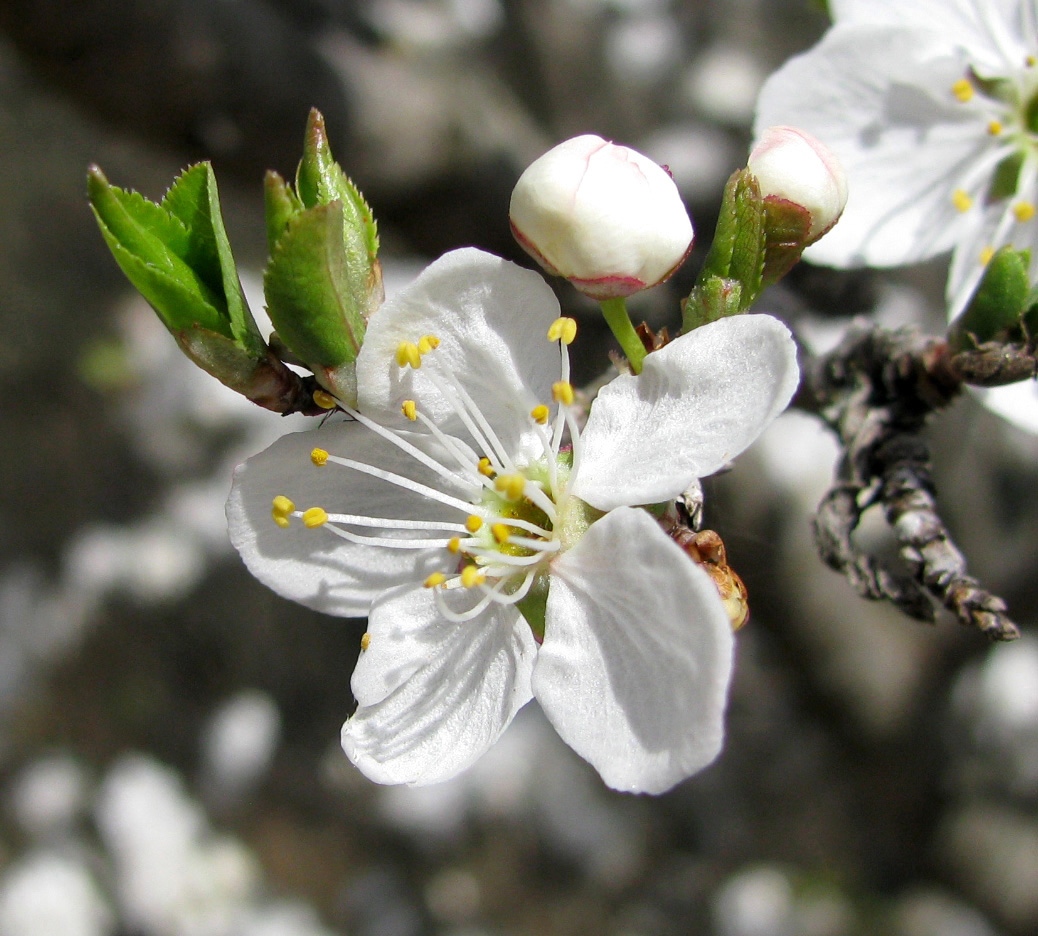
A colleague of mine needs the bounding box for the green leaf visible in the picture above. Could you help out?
[264,170,303,256]
[948,246,1031,350]
[681,277,743,332]
[761,197,813,286]
[264,201,366,369]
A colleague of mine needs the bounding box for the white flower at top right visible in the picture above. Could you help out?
[755,0,1038,431]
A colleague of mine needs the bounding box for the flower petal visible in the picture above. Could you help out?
[342,584,536,785]
[534,507,733,794]
[227,420,477,618]
[754,23,991,269]
[572,315,799,511]
[357,248,563,461]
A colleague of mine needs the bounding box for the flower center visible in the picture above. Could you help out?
[270,316,593,634]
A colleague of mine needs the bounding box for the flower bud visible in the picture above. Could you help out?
[747,126,847,242]
[509,134,694,299]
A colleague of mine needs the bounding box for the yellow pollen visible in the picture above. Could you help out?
[547,317,578,345]
[465,515,483,533]
[360,632,371,651]
[461,565,486,588]
[396,341,422,369]
[988,120,1003,136]
[272,495,295,514]
[302,507,329,528]
[491,523,511,544]
[495,473,526,500]
[952,189,973,212]
[552,381,575,406]
[310,448,329,466]
[272,510,291,529]
[417,334,440,354]
[952,78,974,102]
[424,572,447,589]
[312,389,338,410]
[530,404,550,424]
[1014,201,1036,222]
[980,245,995,265]
[402,399,417,421]
[477,457,495,477]
[1029,55,1037,67]
[448,536,462,554]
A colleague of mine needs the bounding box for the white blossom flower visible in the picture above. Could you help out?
[227,248,799,794]
[754,0,1038,430]
[509,135,694,299]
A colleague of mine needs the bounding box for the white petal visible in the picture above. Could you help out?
[572,315,799,511]
[342,585,536,785]
[830,0,1024,72]
[356,248,563,460]
[534,507,733,794]
[227,420,477,618]
[754,23,992,269]
[969,382,1038,436]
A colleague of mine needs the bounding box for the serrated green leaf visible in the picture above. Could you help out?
[729,173,764,306]
[264,170,303,255]
[162,163,265,357]
[949,246,1031,350]
[264,201,366,369]
[699,170,742,282]
[760,197,813,287]
[682,277,742,332]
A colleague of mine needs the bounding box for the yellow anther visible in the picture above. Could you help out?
[530,404,550,425]
[402,400,418,421]
[313,389,338,410]
[424,572,447,589]
[461,565,486,588]
[477,457,495,477]
[272,510,291,529]
[272,495,295,515]
[395,341,422,369]
[302,507,329,528]
[980,245,995,265]
[494,473,526,500]
[1014,201,1036,222]
[417,334,440,354]
[988,120,1003,136]
[552,381,575,406]
[952,189,973,213]
[310,448,329,466]
[952,78,974,102]
[448,536,462,554]
[466,515,484,533]
[360,632,371,651]
[1029,55,1036,67]
[547,317,578,345]
[491,523,511,544]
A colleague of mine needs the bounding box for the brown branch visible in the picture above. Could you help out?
[797,322,1021,641]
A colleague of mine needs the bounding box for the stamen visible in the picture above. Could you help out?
[547,317,578,345]
[466,515,484,533]
[491,523,511,544]
[952,189,973,212]
[552,381,575,406]
[424,572,447,588]
[311,448,329,466]
[313,390,338,409]
[272,510,291,529]
[477,457,495,477]
[303,507,329,528]
[988,120,1003,136]
[360,633,371,651]
[495,474,527,501]
[530,404,550,424]
[461,565,486,588]
[325,453,479,515]
[952,78,974,102]
[396,342,422,369]
[272,495,295,514]
[402,400,418,421]
[980,245,995,265]
[448,537,462,554]
[1014,201,1035,222]
[417,334,440,354]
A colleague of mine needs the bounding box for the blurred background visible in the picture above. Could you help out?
[0,1,1037,934]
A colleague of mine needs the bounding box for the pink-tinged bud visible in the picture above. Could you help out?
[509,135,694,299]
[747,126,848,242]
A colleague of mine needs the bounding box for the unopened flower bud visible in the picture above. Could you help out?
[748,126,847,242]
[509,134,694,299]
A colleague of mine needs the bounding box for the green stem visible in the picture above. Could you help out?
[599,297,646,374]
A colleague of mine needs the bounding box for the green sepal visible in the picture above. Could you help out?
[264,200,366,379]
[682,277,743,331]
[761,197,813,286]
[948,246,1031,350]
